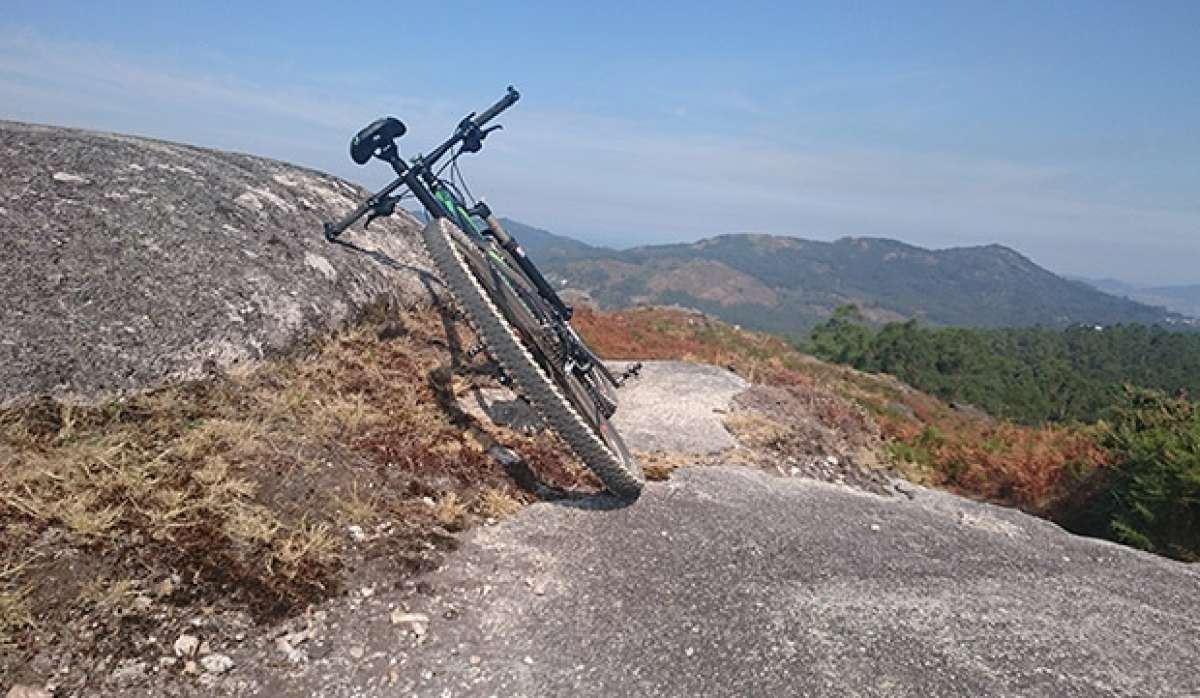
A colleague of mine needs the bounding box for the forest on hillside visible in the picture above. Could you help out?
[804,306,1200,425]
[803,306,1200,560]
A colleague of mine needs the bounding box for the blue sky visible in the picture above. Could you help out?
[2,1,1197,284]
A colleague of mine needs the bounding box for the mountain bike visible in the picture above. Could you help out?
[322,86,644,499]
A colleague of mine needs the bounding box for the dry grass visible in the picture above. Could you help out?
[336,480,383,524]
[77,577,140,614]
[882,416,1107,512]
[577,304,1108,513]
[433,492,468,529]
[0,589,30,648]
[635,451,694,481]
[724,413,793,451]
[475,487,524,520]
[0,550,34,648]
[0,304,585,685]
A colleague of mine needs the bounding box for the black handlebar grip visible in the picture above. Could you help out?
[475,85,520,127]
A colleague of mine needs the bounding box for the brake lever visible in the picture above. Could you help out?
[460,124,503,154]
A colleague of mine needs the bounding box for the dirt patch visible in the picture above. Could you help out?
[725,384,894,494]
[0,304,591,694]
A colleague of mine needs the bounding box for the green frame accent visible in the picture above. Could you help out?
[433,188,480,235]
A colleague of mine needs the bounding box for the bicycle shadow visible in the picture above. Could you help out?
[327,237,440,286]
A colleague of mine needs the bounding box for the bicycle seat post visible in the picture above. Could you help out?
[375,142,408,177]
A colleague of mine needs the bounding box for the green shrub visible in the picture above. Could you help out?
[1092,387,1200,560]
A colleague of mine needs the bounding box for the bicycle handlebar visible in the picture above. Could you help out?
[424,85,520,166]
[323,86,521,241]
[477,85,521,129]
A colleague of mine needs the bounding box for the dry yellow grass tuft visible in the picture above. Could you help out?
[475,487,525,520]
[433,492,468,529]
[0,553,33,648]
[0,588,31,648]
[634,451,694,482]
[723,413,793,451]
[336,481,382,524]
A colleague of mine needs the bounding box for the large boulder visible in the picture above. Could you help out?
[0,121,434,405]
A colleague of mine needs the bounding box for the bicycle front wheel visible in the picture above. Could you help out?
[420,218,644,499]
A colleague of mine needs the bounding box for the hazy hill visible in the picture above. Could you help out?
[1079,277,1200,319]
[512,228,1182,332]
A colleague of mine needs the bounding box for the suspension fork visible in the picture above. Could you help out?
[468,201,574,321]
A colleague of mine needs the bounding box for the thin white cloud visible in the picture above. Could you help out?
[1,28,1196,285]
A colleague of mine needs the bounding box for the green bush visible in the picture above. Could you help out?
[1090,387,1200,560]
[803,306,1200,425]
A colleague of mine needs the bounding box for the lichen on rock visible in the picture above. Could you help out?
[0,120,437,405]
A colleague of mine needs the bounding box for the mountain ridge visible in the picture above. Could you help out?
[506,222,1187,332]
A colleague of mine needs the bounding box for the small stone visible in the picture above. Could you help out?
[159,656,177,668]
[200,654,234,675]
[110,659,147,686]
[52,172,89,184]
[391,610,430,627]
[685,647,695,657]
[348,525,366,542]
[523,656,534,665]
[532,580,548,596]
[234,192,262,211]
[349,646,365,660]
[869,524,881,532]
[469,655,481,666]
[174,633,200,657]
[276,637,307,664]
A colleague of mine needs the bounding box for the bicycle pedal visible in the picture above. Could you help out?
[614,361,644,388]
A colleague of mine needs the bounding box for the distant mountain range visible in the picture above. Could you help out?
[1073,277,1200,319]
[497,219,1191,333]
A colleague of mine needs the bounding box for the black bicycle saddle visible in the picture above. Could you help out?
[350,117,406,165]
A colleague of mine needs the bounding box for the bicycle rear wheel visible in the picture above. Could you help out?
[420,218,644,498]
